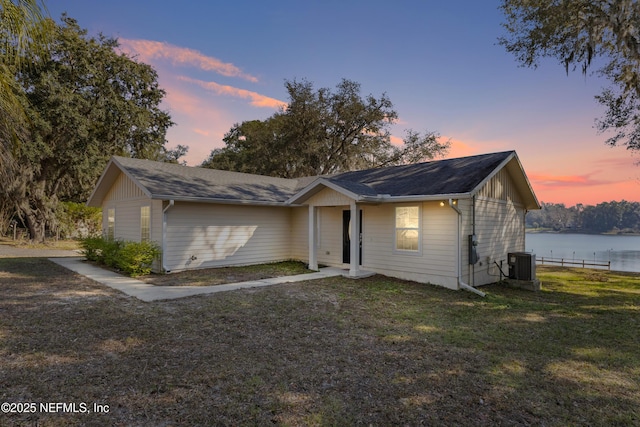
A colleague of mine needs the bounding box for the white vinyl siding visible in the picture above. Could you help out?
[464,167,527,286]
[289,207,309,261]
[477,167,524,205]
[306,187,353,206]
[105,200,149,242]
[103,172,145,203]
[102,172,158,245]
[471,198,525,286]
[362,202,458,289]
[164,203,292,272]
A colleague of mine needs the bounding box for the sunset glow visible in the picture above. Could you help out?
[49,1,640,206]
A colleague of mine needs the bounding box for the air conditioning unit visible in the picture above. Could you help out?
[508,252,536,281]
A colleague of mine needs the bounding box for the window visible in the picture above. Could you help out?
[140,206,150,242]
[395,206,420,251]
[107,208,115,240]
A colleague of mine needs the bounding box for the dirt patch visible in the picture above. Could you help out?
[140,260,312,286]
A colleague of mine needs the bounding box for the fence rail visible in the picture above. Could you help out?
[537,257,611,270]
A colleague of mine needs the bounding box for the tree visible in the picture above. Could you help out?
[2,15,172,241]
[202,78,449,177]
[499,0,640,152]
[0,0,49,124]
[162,144,189,164]
[0,1,51,234]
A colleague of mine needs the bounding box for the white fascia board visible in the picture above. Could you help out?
[86,158,117,207]
[286,177,360,204]
[359,193,472,203]
[150,195,290,207]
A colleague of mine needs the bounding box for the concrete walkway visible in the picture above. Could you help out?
[50,257,346,302]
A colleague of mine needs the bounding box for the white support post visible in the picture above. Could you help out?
[349,201,360,277]
[308,205,318,271]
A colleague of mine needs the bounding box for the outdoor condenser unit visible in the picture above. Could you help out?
[508,252,536,281]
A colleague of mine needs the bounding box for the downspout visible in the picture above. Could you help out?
[471,195,476,286]
[449,199,486,297]
[162,200,175,272]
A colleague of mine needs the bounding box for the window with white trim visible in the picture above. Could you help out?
[395,206,420,251]
[140,206,150,242]
[107,208,115,240]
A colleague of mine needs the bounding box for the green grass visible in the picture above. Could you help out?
[0,236,80,250]
[0,260,638,426]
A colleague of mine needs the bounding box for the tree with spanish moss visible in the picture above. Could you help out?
[2,15,173,241]
[499,0,640,152]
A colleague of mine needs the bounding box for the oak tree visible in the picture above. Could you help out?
[2,15,172,241]
[203,78,449,177]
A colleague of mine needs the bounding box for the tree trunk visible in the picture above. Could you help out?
[23,209,46,243]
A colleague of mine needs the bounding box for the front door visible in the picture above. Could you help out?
[342,210,362,265]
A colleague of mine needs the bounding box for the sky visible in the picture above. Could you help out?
[47,0,640,206]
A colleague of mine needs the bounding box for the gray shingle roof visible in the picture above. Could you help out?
[112,156,304,203]
[327,151,514,197]
[89,151,537,208]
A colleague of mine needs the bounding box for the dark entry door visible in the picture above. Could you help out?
[342,210,362,265]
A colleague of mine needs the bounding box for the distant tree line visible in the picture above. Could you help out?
[526,201,640,234]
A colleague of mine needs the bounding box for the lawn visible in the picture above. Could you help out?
[0,259,638,426]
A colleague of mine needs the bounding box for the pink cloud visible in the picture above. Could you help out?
[446,138,478,158]
[389,135,404,146]
[193,128,210,137]
[118,39,258,83]
[178,76,287,109]
[528,173,609,188]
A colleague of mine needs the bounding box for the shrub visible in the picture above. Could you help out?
[80,236,107,262]
[80,236,160,277]
[116,241,161,277]
[102,239,124,268]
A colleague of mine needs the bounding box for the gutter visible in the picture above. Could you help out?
[151,195,290,207]
[162,200,175,272]
[358,192,471,203]
[449,198,486,297]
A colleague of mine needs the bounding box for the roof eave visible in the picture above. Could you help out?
[358,193,472,203]
[150,195,291,207]
[86,158,122,207]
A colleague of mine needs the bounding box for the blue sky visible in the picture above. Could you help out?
[47,0,640,205]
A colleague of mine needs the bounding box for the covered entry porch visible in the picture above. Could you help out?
[289,182,375,278]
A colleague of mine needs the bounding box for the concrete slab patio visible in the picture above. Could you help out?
[49,257,346,302]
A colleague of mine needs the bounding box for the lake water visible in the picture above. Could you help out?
[525,233,640,273]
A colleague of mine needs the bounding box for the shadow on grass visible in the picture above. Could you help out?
[0,259,638,425]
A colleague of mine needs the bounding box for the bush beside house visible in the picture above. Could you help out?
[81,237,160,277]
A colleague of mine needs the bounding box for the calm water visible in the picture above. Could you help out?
[525,233,640,273]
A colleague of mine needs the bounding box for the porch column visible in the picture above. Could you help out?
[308,205,318,270]
[349,201,360,277]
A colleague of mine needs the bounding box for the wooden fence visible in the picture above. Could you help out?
[537,257,611,270]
